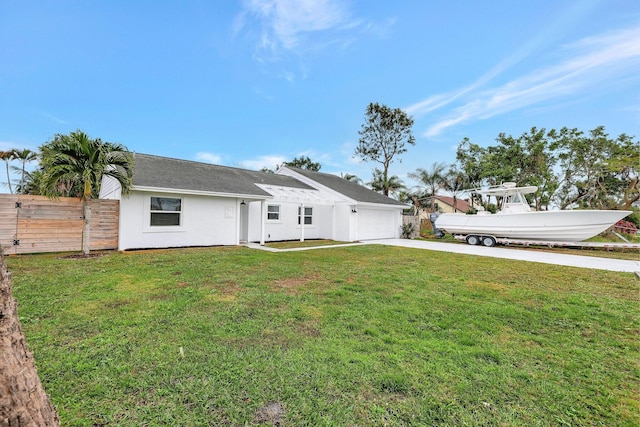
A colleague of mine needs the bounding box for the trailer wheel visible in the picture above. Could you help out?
[466,235,480,245]
[482,236,497,247]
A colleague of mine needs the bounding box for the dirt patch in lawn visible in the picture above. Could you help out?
[271,274,321,295]
[58,252,109,260]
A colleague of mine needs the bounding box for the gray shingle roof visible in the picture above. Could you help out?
[285,167,407,206]
[132,153,314,197]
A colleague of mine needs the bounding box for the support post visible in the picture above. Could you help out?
[300,204,305,242]
[260,200,266,246]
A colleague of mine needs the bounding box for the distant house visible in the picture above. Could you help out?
[427,195,471,214]
[417,195,471,225]
[100,153,408,251]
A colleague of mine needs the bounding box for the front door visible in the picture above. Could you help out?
[239,201,249,243]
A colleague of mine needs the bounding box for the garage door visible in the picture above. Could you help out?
[356,208,398,240]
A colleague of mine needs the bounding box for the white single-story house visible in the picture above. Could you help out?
[100,153,408,251]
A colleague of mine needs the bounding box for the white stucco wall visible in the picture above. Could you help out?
[119,192,239,250]
[332,204,355,242]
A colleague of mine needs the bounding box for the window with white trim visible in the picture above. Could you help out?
[267,204,280,221]
[150,197,182,226]
[298,206,313,225]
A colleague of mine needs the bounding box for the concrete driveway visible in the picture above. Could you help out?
[248,240,639,273]
[367,239,640,273]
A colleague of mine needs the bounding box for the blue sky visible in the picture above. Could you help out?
[1,0,638,191]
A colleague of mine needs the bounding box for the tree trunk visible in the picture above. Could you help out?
[4,162,12,194]
[0,250,60,426]
[82,202,91,255]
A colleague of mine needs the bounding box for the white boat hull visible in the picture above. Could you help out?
[434,210,631,242]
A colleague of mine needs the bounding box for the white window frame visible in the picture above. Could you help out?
[146,196,184,231]
[267,204,280,221]
[298,206,313,225]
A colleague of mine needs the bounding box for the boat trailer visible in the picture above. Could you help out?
[452,234,640,250]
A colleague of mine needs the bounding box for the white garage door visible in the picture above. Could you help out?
[357,208,398,240]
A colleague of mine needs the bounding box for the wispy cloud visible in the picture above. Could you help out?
[409,23,640,138]
[338,140,360,165]
[195,152,223,164]
[233,0,394,78]
[235,0,351,52]
[41,112,66,124]
[240,154,286,171]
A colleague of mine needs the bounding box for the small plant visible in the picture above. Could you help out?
[401,222,415,239]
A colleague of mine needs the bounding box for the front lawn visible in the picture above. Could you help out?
[7,245,639,426]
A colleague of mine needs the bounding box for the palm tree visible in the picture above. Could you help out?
[39,130,134,254]
[369,168,405,198]
[441,166,468,212]
[10,149,38,194]
[408,162,448,212]
[18,169,43,195]
[341,173,362,185]
[0,150,15,194]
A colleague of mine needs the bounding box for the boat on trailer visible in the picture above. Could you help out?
[434,183,631,246]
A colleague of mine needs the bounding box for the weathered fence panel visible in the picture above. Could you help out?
[402,215,421,239]
[0,195,119,254]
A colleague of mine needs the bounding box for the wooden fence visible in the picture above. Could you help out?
[0,195,119,255]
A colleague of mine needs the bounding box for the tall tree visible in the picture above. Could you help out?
[491,128,558,210]
[455,138,486,190]
[0,150,15,194]
[608,133,640,209]
[355,102,415,196]
[551,126,626,209]
[408,162,448,212]
[10,148,38,194]
[39,130,134,254]
[282,155,321,171]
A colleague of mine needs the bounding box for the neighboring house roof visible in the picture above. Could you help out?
[431,195,471,212]
[282,166,407,207]
[132,153,314,197]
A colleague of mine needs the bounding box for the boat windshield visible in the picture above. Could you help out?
[506,192,523,204]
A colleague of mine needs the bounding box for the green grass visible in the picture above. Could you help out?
[264,239,352,249]
[6,246,639,426]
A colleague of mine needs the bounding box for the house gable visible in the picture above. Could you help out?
[427,195,471,213]
[277,166,408,208]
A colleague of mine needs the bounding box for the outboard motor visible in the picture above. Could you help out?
[430,212,444,238]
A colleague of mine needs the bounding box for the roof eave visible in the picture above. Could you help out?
[132,185,272,200]
[355,201,410,209]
